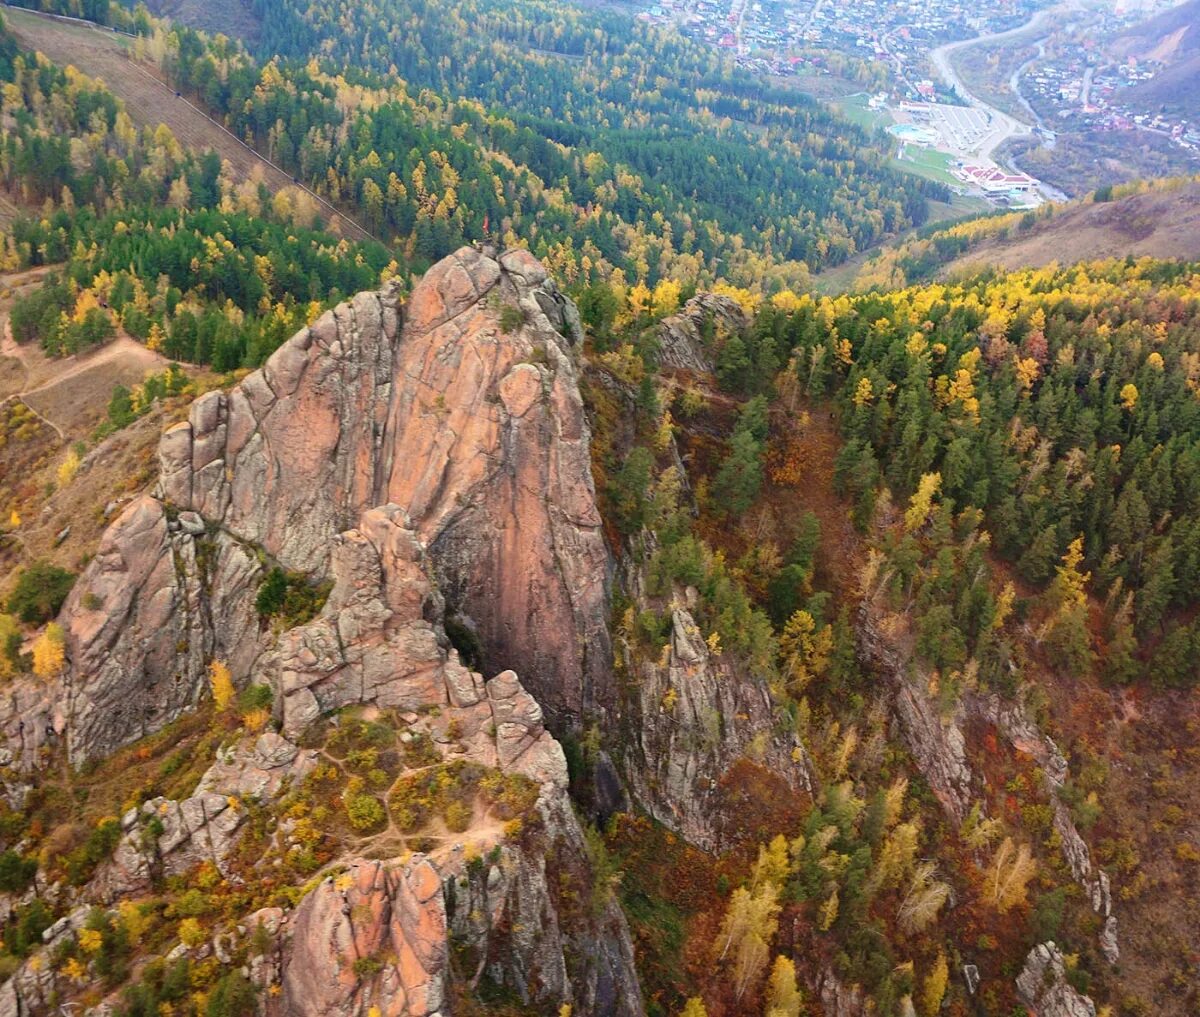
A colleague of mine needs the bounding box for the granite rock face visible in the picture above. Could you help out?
[858,607,975,821]
[381,249,611,728]
[975,693,1119,964]
[40,246,610,767]
[619,552,812,852]
[254,786,643,1017]
[0,249,641,1017]
[280,859,448,1017]
[1016,943,1098,1017]
[656,292,748,373]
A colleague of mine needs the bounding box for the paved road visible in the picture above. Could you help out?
[928,2,1082,198]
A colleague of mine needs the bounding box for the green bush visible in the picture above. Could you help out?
[64,817,123,886]
[0,850,36,892]
[498,304,527,334]
[608,446,654,535]
[7,898,51,957]
[345,793,386,831]
[205,971,257,1017]
[86,907,131,986]
[255,567,332,627]
[7,561,76,624]
[238,683,274,711]
[352,955,384,977]
[114,957,192,1017]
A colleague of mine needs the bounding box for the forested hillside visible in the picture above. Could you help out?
[9,0,944,290]
[0,2,1197,1017]
[0,13,391,368]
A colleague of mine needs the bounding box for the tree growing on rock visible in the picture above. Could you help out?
[32,622,65,678]
[209,660,235,712]
[7,560,76,624]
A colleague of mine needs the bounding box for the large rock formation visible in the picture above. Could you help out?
[0,248,643,1017]
[656,292,748,373]
[248,785,641,1017]
[857,608,975,821]
[44,246,610,767]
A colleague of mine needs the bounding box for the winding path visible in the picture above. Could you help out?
[1,327,168,441]
[928,1,1082,199]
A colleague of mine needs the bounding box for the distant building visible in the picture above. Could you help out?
[953,163,1039,194]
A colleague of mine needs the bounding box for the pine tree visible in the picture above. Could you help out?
[1102,589,1139,684]
[778,610,832,694]
[1042,537,1094,675]
[712,428,763,517]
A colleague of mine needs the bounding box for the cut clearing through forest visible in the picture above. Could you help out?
[0,266,170,440]
[1,5,376,245]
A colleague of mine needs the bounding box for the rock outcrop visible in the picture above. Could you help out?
[381,250,610,729]
[656,293,748,373]
[860,604,1119,965]
[89,732,319,901]
[278,859,448,1017]
[252,784,642,1017]
[619,555,811,851]
[41,246,610,768]
[858,608,974,821]
[975,694,1119,964]
[1016,943,1098,1017]
[0,248,643,1017]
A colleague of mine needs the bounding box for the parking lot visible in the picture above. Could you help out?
[891,101,1001,158]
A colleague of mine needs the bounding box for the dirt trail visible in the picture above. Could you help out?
[16,334,167,400]
[1,332,169,441]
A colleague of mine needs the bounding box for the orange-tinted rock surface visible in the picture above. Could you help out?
[48,246,609,765]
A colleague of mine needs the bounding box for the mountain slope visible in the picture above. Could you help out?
[845,177,1200,289]
[942,179,1200,271]
[0,247,642,1017]
[1113,0,1200,116]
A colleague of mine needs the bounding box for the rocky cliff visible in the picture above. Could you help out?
[42,246,611,768]
[618,572,812,852]
[858,602,1120,966]
[656,292,747,374]
[0,247,642,1017]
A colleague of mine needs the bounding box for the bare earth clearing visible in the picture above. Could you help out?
[0,266,188,580]
[941,180,1200,275]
